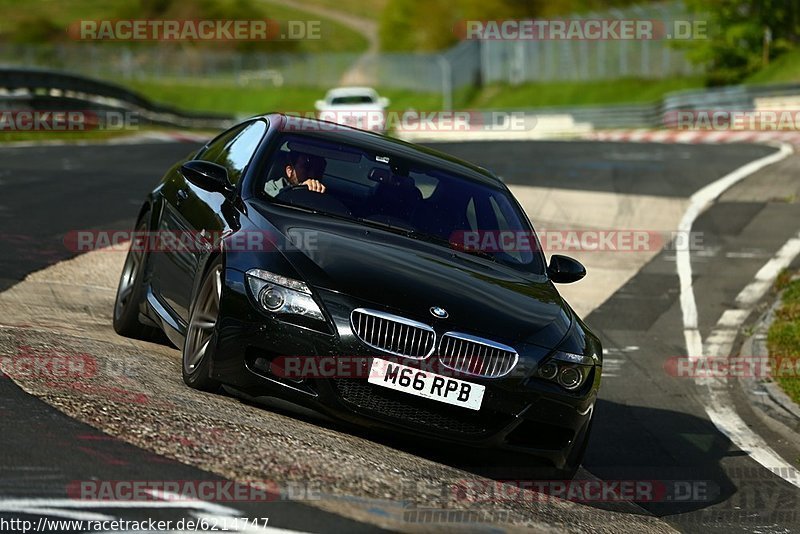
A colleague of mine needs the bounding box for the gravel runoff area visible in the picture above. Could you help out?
[0,247,676,533]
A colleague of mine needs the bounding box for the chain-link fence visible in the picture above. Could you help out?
[0,3,703,103]
[0,44,454,91]
[479,3,704,84]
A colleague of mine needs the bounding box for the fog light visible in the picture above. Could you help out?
[260,286,285,311]
[558,367,583,390]
[538,361,558,380]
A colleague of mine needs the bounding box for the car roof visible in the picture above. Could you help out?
[264,113,504,187]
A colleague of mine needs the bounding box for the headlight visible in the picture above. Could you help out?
[537,350,596,391]
[260,286,286,311]
[557,366,583,389]
[538,361,559,380]
[246,269,324,321]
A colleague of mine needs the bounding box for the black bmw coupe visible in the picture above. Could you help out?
[113,114,602,476]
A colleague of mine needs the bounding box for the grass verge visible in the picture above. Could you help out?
[469,77,706,108]
[124,76,702,117]
[126,79,446,117]
[746,49,800,85]
[767,270,800,405]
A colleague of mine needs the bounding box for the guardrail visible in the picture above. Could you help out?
[0,68,234,130]
[504,102,661,130]
[398,82,800,142]
[4,67,800,137]
[470,82,800,133]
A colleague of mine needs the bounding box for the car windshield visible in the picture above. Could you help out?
[330,95,375,105]
[259,134,545,274]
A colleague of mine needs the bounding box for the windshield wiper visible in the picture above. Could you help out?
[355,217,415,235]
[453,245,498,263]
[356,218,498,262]
[273,199,320,215]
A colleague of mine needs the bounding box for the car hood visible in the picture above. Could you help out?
[257,210,572,349]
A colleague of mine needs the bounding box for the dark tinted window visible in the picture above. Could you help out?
[330,95,375,105]
[213,121,268,185]
[196,124,247,162]
[196,121,267,185]
[258,134,544,274]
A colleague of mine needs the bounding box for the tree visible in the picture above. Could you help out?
[379,0,657,52]
[683,0,800,84]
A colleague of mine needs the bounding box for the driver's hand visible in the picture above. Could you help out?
[302,179,326,193]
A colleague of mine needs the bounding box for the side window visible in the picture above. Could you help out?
[214,121,268,185]
[409,171,438,199]
[465,198,478,231]
[489,195,533,264]
[196,124,247,162]
[489,197,510,232]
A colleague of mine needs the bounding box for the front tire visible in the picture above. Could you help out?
[182,258,223,392]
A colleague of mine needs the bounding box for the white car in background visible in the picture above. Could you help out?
[315,87,390,133]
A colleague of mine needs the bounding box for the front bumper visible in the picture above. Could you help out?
[211,268,599,468]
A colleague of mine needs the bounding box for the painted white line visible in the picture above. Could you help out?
[675,142,800,489]
[601,358,625,378]
[701,232,800,488]
[677,143,793,350]
[716,309,750,328]
[703,131,728,143]
[724,251,761,259]
[726,131,756,143]
[675,131,701,143]
[735,235,800,307]
[582,129,800,147]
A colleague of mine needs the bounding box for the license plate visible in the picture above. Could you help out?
[368,359,485,411]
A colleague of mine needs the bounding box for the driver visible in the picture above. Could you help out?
[265,151,326,196]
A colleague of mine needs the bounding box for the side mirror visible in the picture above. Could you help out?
[180,160,233,196]
[378,96,390,108]
[314,99,327,111]
[547,254,586,284]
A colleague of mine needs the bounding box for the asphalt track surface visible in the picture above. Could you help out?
[0,139,798,533]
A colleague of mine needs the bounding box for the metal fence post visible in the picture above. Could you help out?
[0,2,704,92]
[438,54,452,111]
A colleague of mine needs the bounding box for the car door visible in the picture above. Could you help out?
[169,120,269,324]
[152,123,249,326]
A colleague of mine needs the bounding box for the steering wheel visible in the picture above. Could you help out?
[275,184,353,218]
